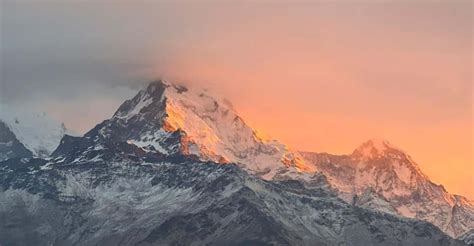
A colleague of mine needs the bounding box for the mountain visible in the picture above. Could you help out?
[79,80,315,179]
[300,139,474,238]
[0,135,465,245]
[0,104,71,159]
[0,80,469,245]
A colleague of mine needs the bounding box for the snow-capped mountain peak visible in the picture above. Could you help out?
[352,138,404,159]
[301,139,474,238]
[0,104,71,158]
[2,80,472,241]
[351,138,430,187]
[87,80,316,179]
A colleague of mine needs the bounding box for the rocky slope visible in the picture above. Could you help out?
[300,139,474,238]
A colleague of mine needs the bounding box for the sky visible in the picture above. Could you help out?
[0,1,472,198]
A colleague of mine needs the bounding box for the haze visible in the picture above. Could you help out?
[0,1,472,198]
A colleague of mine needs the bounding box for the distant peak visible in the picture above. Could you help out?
[352,138,403,158]
[0,104,69,157]
[365,138,393,150]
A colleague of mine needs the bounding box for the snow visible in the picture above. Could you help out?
[1,79,472,240]
[115,90,156,120]
[160,82,316,178]
[397,205,417,217]
[0,104,72,157]
[301,141,474,238]
[393,161,413,184]
[127,139,169,155]
[119,80,316,179]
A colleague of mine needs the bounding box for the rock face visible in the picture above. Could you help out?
[300,139,474,238]
[0,80,470,245]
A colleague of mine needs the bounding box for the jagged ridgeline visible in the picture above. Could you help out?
[0,80,471,245]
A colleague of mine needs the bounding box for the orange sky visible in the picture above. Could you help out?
[148,2,473,199]
[2,1,472,198]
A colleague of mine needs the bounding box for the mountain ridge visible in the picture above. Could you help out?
[83,80,316,179]
[0,79,472,244]
[0,134,466,245]
[300,140,474,238]
[54,80,474,238]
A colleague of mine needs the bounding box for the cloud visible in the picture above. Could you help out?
[0,1,472,197]
[1,1,470,104]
